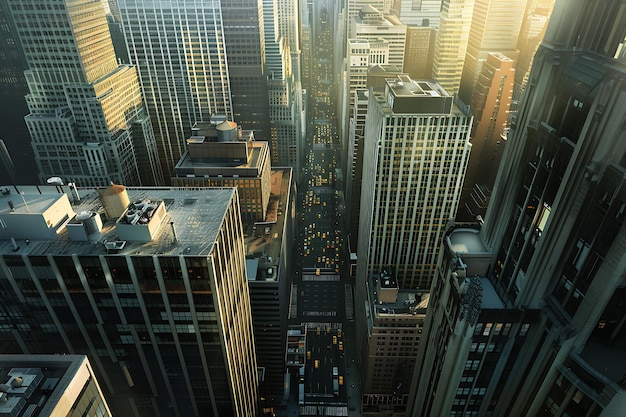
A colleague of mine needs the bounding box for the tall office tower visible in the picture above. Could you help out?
[262,0,304,180]
[221,0,271,143]
[118,0,233,180]
[0,354,113,417]
[171,119,272,222]
[7,0,162,188]
[403,26,437,80]
[432,0,474,94]
[408,1,626,416]
[458,0,526,103]
[340,38,391,162]
[356,76,472,299]
[244,167,294,402]
[350,6,407,70]
[0,185,259,417]
[391,0,443,28]
[458,52,514,221]
[407,226,523,417]
[0,2,36,184]
[361,267,428,416]
[346,1,387,36]
[514,0,555,98]
[300,0,313,89]
[345,65,405,255]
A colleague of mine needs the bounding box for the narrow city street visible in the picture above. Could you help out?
[284,2,361,416]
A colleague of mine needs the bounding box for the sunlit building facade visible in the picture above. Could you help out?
[118,0,232,180]
[458,0,525,103]
[432,0,474,94]
[7,0,162,187]
[356,76,472,293]
[0,185,259,417]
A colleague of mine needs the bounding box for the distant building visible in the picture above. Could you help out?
[118,0,233,180]
[171,118,272,222]
[403,26,436,80]
[432,0,474,94]
[350,6,407,70]
[221,0,271,142]
[362,267,428,416]
[391,0,444,28]
[7,0,162,187]
[0,184,259,417]
[347,1,388,36]
[0,354,113,417]
[458,52,514,221]
[458,0,526,103]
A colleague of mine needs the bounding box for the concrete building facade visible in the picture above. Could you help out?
[7,0,162,187]
[409,1,626,416]
[0,185,259,417]
[356,76,472,293]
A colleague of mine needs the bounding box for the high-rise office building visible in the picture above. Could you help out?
[409,1,626,416]
[391,0,443,28]
[432,0,474,94]
[0,354,113,417]
[118,0,233,180]
[361,267,428,416]
[345,65,405,257]
[262,0,304,180]
[514,0,555,97]
[0,2,36,184]
[458,52,514,221]
[171,119,272,222]
[356,75,472,295]
[346,0,388,36]
[7,0,162,187]
[458,0,525,103]
[403,26,436,80]
[0,185,259,417]
[221,0,271,143]
[350,6,407,70]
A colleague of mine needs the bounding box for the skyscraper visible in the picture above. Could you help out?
[391,0,443,28]
[262,0,305,179]
[7,0,162,187]
[221,0,271,142]
[432,0,474,94]
[409,1,626,415]
[0,2,36,184]
[458,0,526,103]
[0,185,259,417]
[118,0,233,180]
[0,354,114,417]
[356,76,472,292]
[458,52,514,221]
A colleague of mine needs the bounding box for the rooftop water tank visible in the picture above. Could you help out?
[99,182,130,219]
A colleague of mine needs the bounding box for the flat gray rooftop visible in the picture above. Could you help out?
[448,228,489,254]
[0,186,236,257]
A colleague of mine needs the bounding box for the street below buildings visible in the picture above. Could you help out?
[281,3,362,417]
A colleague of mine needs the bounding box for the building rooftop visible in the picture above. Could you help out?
[386,76,450,98]
[0,355,102,417]
[0,185,236,257]
[244,168,292,281]
[448,227,489,254]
